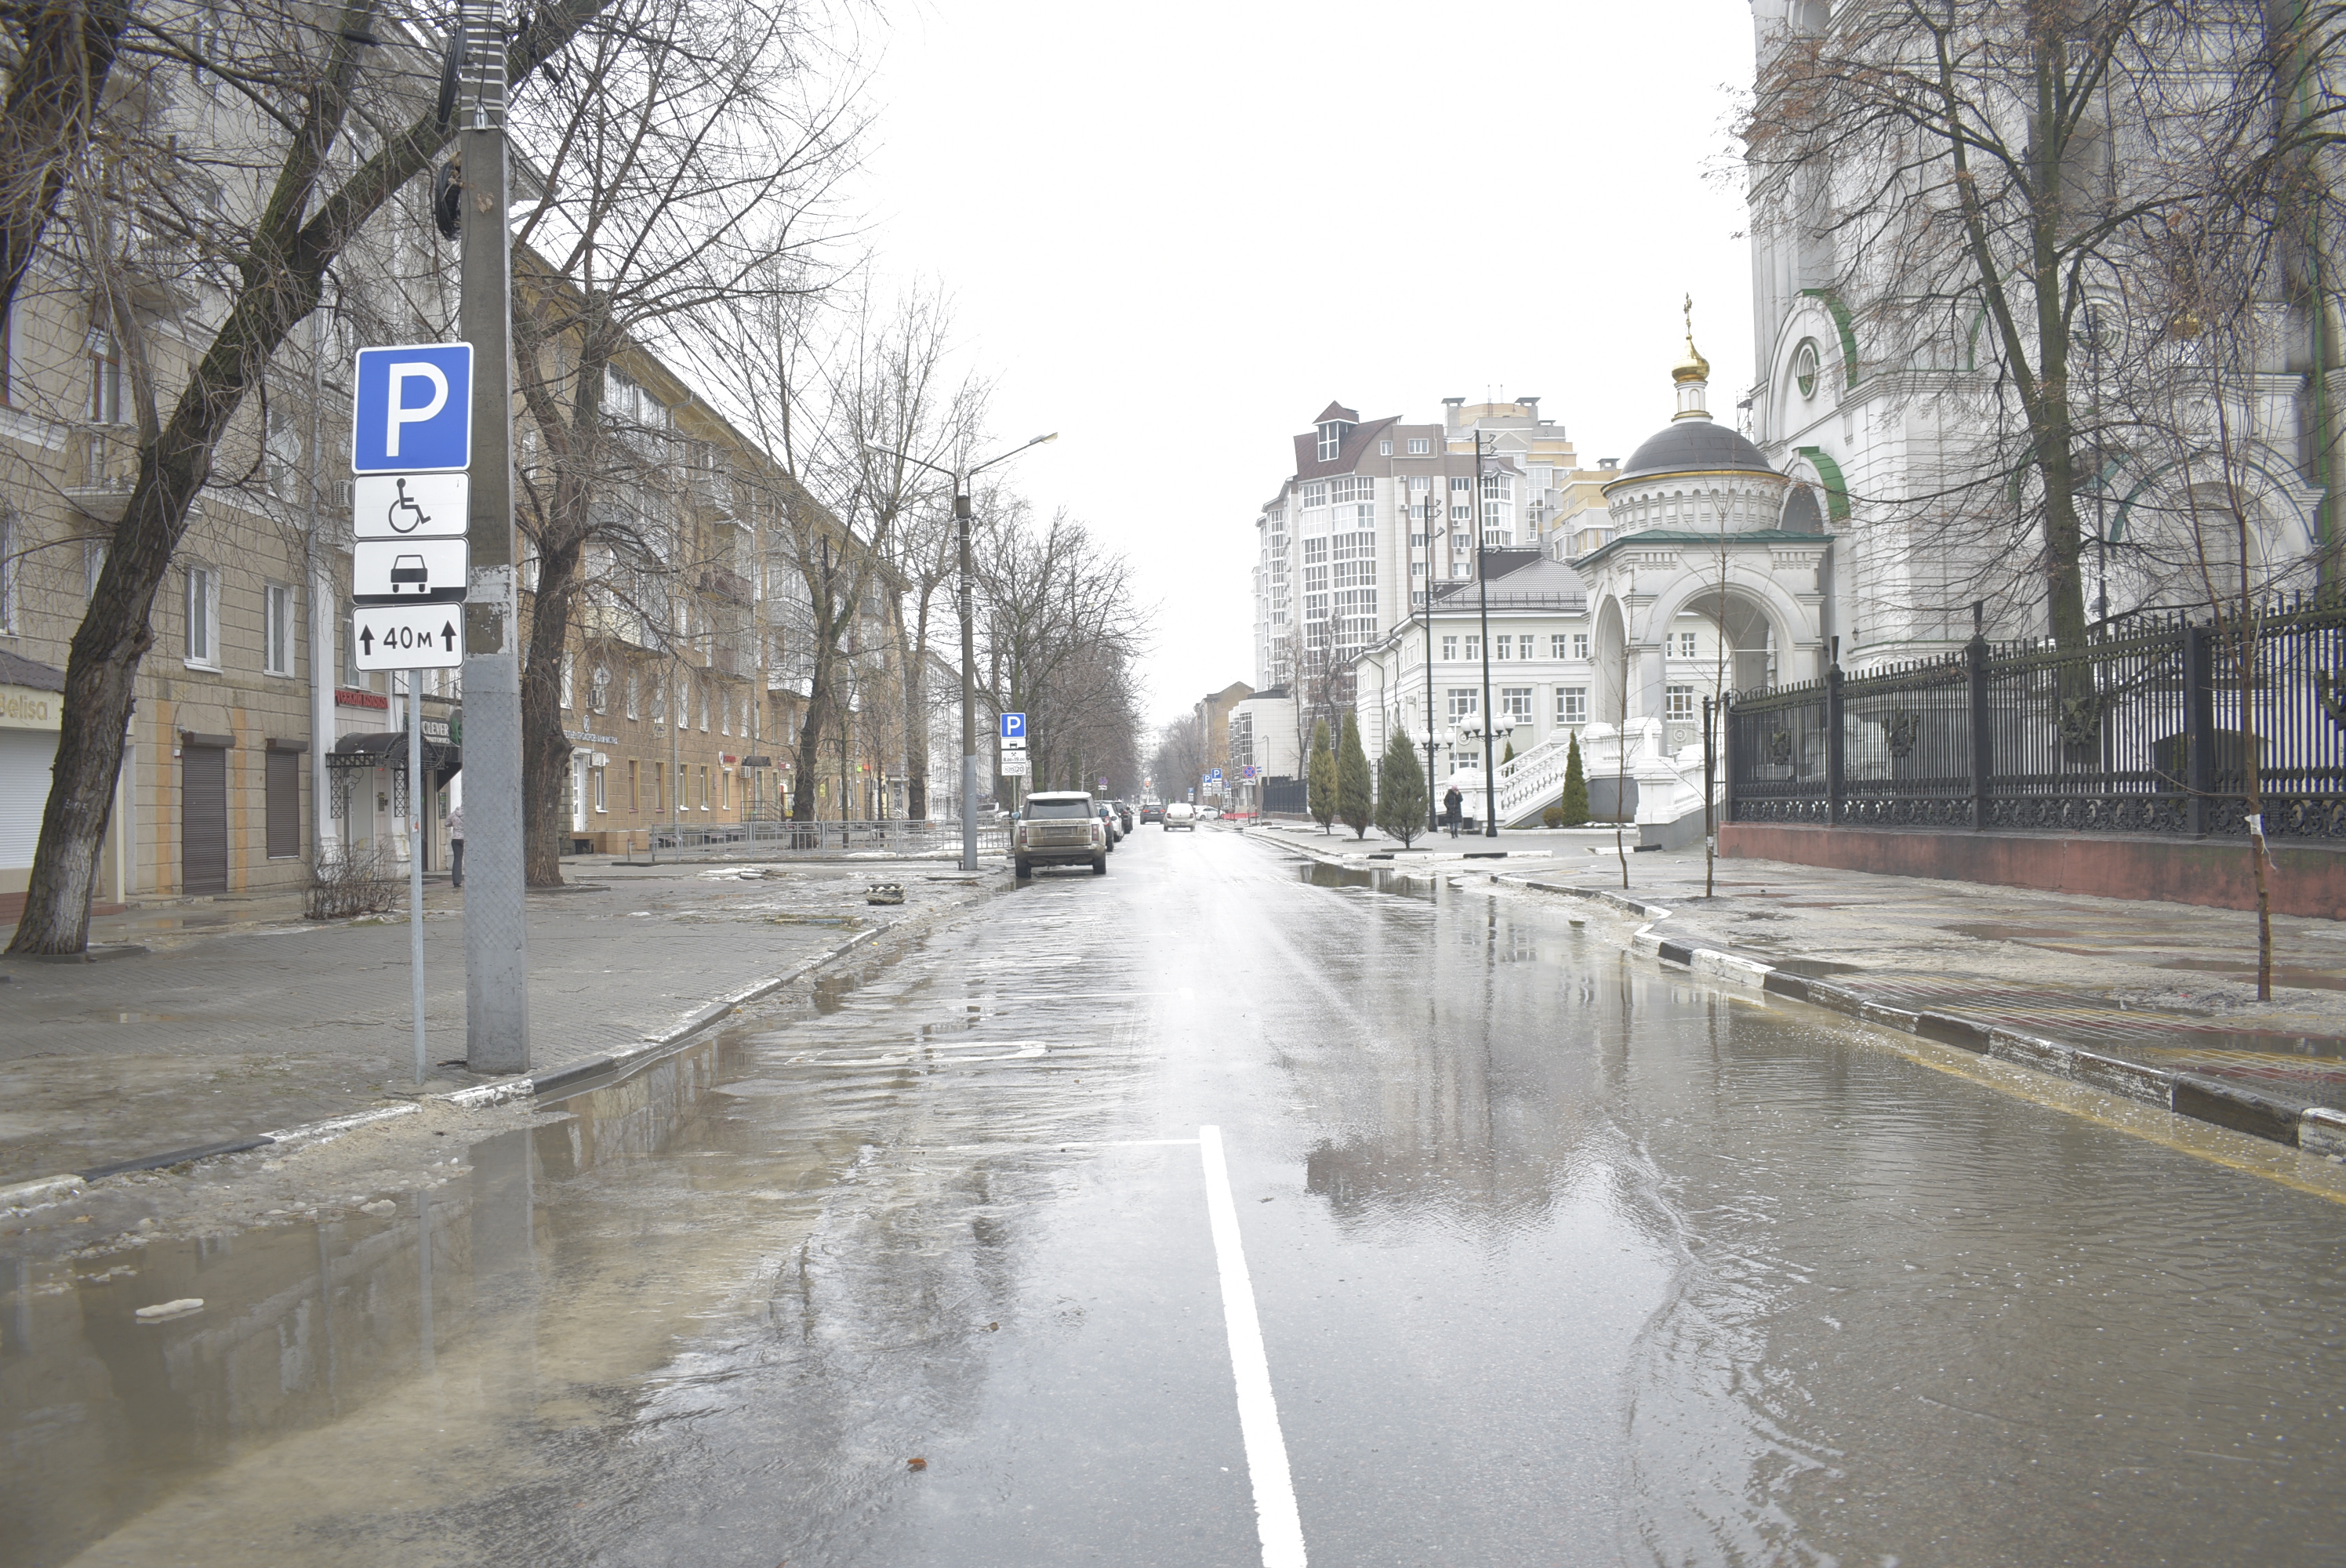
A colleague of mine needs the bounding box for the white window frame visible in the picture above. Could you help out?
[593,764,608,813]
[1572,633,1590,660]
[263,581,294,676]
[1408,437,1430,456]
[183,564,220,669]
[561,651,575,708]
[1550,633,1568,659]
[1378,439,1393,456]
[626,671,640,720]
[1501,686,1534,721]
[1465,635,1480,662]
[1665,684,1696,721]
[1441,635,1458,661]
[1557,687,1589,725]
[1677,631,1698,659]
[1447,688,1479,720]
[0,514,16,632]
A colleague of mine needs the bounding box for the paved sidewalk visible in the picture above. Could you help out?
[0,858,1005,1184]
[1255,822,2346,1112]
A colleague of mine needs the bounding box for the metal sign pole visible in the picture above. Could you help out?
[409,670,427,1084]
[456,0,528,1071]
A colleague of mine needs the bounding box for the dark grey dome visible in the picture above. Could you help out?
[1617,417,1777,483]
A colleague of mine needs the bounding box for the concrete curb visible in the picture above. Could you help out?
[14,914,917,1200]
[1635,922,2343,1156]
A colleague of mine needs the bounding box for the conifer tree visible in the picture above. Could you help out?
[1558,733,1590,826]
[1376,725,1426,848]
[1307,720,1336,833]
[1336,713,1374,838]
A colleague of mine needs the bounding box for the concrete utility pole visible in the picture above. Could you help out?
[1473,428,1498,837]
[456,0,529,1071]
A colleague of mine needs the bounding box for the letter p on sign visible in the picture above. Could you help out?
[352,342,473,474]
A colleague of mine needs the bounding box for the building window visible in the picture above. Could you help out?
[1465,635,1480,662]
[1408,437,1430,456]
[654,761,666,812]
[1573,633,1590,660]
[593,764,608,812]
[1451,505,1469,523]
[1447,688,1479,720]
[561,652,575,708]
[1378,439,1393,456]
[1558,687,1589,725]
[1676,631,1698,658]
[590,664,610,713]
[1550,633,1568,659]
[1316,421,1351,461]
[1451,477,1471,494]
[1666,684,1696,720]
[699,684,710,731]
[626,671,640,720]
[263,583,294,675]
[628,759,641,811]
[183,564,218,668]
[1501,687,1533,721]
[1411,561,1427,579]
[1793,337,1821,400]
[1442,635,1458,661]
[699,764,710,809]
[88,332,122,424]
[1495,635,1513,660]
[0,514,15,631]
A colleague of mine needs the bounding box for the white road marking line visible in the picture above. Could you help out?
[915,1138,1203,1152]
[1199,1124,1307,1568]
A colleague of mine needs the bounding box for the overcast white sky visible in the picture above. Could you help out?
[853,1,1757,724]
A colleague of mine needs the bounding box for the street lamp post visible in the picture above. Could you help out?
[1473,428,1498,837]
[870,434,1058,872]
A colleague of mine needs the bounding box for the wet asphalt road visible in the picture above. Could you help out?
[9,827,2346,1566]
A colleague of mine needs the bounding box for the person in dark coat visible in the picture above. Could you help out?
[1442,784,1463,837]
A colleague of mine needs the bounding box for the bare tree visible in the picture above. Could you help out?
[0,0,130,326]
[503,0,859,882]
[10,0,612,955]
[1742,1,2325,674]
[973,506,1147,796]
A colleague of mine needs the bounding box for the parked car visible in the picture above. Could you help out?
[1113,801,1135,833]
[1200,805,1222,821]
[1164,802,1197,831]
[1098,804,1121,849]
[1015,791,1108,877]
[1140,802,1164,824]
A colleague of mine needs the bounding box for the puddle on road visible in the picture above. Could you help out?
[9,851,2346,1566]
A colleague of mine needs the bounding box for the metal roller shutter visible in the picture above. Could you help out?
[266,749,300,858]
[0,728,57,872]
[182,744,227,895]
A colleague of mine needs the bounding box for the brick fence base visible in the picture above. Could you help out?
[1718,822,2346,920]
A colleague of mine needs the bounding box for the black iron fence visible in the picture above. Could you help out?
[1726,598,2346,840]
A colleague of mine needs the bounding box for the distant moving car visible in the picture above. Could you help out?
[1139,802,1164,824]
[1163,802,1197,831]
[1015,791,1109,878]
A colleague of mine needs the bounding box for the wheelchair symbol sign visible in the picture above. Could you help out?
[352,474,470,540]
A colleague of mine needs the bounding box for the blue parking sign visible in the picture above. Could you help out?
[1000,712,1026,741]
[352,343,473,474]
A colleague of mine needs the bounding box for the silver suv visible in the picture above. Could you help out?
[1015,791,1108,878]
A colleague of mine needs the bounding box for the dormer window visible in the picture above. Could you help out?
[1316,420,1352,461]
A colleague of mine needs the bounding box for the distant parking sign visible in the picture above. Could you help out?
[352,343,474,474]
[1000,712,1026,741]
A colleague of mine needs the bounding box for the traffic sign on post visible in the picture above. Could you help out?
[1001,753,1031,777]
[354,473,469,539]
[352,343,474,473]
[352,604,463,670]
[354,537,467,604]
[1000,712,1026,741]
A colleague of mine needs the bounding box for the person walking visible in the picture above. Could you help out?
[1443,783,1463,839]
[446,801,464,889]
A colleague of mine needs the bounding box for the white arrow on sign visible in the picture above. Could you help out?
[354,474,469,540]
[354,604,463,670]
[354,537,468,605]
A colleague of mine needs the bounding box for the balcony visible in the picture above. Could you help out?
[699,567,754,608]
[66,428,138,523]
[686,466,741,524]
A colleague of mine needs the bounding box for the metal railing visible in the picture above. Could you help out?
[636,817,1008,859]
[1726,597,2346,840]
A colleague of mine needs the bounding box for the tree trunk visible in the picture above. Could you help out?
[521,535,583,885]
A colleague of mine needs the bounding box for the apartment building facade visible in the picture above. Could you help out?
[1247,396,1616,771]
